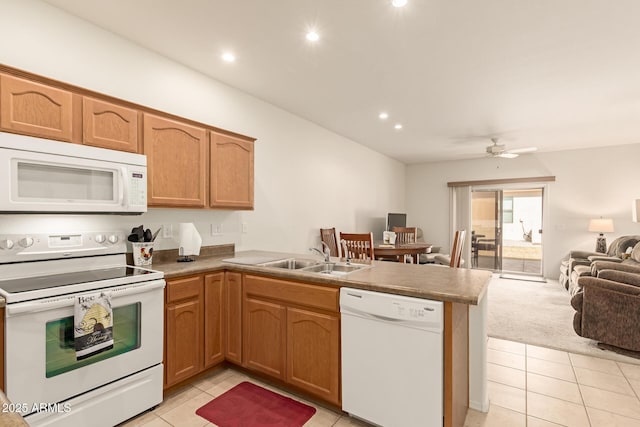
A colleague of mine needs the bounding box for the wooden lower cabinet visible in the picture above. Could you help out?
[164,272,232,388]
[164,271,341,404]
[243,297,286,379]
[224,272,243,364]
[242,274,340,405]
[204,273,225,368]
[286,307,340,406]
[165,275,204,387]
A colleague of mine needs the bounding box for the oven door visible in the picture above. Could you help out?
[4,280,164,415]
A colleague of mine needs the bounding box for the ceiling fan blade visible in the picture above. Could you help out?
[508,147,537,154]
[497,152,519,159]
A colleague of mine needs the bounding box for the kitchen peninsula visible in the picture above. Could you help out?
[153,247,491,427]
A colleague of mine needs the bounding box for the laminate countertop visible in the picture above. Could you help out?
[151,250,491,305]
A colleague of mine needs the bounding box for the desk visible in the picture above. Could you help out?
[374,241,432,264]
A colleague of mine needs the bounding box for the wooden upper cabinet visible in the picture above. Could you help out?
[83,97,139,152]
[144,113,208,207]
[210,131,254,209]
[0,74,75,142]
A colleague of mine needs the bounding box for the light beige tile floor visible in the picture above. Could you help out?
[119,337,640,427]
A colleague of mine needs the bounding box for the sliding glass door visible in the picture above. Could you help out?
[471,190,503,271]
[472,186,544,276]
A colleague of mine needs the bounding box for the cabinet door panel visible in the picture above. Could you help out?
[204,273,224,368]
[286,307,340,405]
[144,113,207,207]
[243,298,286,379]
[224,272,243,364]
[210,131,254,209]
[83,97,139,152]
[165,298,203,387]
[0,74,74,142]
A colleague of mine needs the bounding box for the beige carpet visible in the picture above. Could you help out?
[487,275,640,365]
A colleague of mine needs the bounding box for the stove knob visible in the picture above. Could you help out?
[95,234,106,244]
[19,237,34,248]
[0,239,14,250]
[108,234,119,244]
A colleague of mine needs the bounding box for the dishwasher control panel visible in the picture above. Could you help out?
[340,287,443,331]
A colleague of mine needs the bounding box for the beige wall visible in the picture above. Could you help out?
[407,144,640,278]
[0,0,406,253]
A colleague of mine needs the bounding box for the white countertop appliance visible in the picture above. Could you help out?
[0,230,165,427]
[340,287,444,427]
[0,132,147,214]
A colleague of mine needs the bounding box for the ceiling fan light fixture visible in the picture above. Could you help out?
[394,123,403,130]
[379,112,389,120]
[392,0,408,7]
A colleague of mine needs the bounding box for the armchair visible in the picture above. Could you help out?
[571,271,640,352]
[560,235,640,294]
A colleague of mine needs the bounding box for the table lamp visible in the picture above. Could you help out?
[588,218,614,253]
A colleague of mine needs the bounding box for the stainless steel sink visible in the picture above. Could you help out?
[260,258,369,276]
[301,262,369,276]
[260,258,320,269]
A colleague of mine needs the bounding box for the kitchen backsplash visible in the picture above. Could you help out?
[0,208,249,252]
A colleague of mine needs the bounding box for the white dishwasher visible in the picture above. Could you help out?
[340,287,443,427]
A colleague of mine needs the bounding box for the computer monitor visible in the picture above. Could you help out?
[387,213,407,231]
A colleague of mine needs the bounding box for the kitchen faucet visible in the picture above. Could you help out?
[340,239,352,265]
[309,241,331,263]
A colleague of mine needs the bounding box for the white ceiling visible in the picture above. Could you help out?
[43,0,640,164]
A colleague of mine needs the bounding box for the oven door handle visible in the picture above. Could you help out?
[5,280,165,316]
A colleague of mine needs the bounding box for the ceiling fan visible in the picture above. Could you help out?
[486,137,537,158]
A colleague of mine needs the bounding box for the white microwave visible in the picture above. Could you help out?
[0,132,147,214]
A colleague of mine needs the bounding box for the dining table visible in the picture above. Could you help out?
[373,241,433,264]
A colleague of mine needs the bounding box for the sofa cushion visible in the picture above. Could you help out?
[609,236,640,257]
[632,242,640,263]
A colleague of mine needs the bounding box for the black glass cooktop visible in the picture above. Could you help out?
[0,266,152,294]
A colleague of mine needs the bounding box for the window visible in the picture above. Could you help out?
[503,196,514,223]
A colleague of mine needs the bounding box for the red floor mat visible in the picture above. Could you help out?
[195,381,316,427]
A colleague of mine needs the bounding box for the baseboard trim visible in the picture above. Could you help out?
[499,273,547,283]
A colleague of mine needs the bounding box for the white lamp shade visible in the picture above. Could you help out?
[588,218,614,233]
[634,199,640,223]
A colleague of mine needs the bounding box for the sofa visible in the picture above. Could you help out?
[571,262,640,353]
[559,235,640,295]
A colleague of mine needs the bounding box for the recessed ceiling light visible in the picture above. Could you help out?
[306,31,320,42]
[379,112,389,120]
[394,123,403,130]
[392,0,408,7]
[222,52,236,63]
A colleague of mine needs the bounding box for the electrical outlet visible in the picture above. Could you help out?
[242,222,248,233]
[162,224,172,238]
[211,224,223,235]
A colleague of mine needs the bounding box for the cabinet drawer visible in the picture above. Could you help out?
[244,275,338,312]
[166,275,203,303]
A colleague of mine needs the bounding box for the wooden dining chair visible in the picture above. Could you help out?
[433,230,467,268]
[339,232,375,261]
[390,226,418,262]
[320,227,340,257]
[391,226,417,244]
